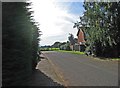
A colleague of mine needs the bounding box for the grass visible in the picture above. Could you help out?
[109,58,120,61]
[93,57,120,61]
[40,48,84,55]
[93,56,120,61]
[58,50,85,55]
[40,48,60,51]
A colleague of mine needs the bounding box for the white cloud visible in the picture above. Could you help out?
[29,0,82,46]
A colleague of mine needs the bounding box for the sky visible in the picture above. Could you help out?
[29,0,85,46]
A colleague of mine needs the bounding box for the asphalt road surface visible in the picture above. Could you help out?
[43,51,118,86]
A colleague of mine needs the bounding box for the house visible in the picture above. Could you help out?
[68,28,86,51]
[73,38,79,51]
[76,28,86,51]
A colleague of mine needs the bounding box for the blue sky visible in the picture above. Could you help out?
[30,0,84,46]
[67,2,84,15]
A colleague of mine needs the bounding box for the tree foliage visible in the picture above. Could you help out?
[52,42,61,48]
[68,33,75,45]
[77,1,120,57]
[2,2,40,86]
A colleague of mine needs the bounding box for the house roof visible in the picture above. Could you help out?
[77,29,80,36]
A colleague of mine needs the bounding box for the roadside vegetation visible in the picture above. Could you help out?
[40,47,60,51]
[58,50,85,55]
[78,2,120,58]
[3,2,41,86]
[40,47,84,55]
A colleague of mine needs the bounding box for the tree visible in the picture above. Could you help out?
[59,42,71,51]
[68,33,75,45]
[77,1,120,57]
[52,42,61,48]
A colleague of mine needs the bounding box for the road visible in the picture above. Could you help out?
[43,51,118,86]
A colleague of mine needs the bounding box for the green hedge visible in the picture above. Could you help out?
[2,2,40,86]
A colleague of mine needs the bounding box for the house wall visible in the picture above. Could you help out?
[78,29,85,44]
[73,44,80,51]
[70,45,73,51]
[77,28,86,52]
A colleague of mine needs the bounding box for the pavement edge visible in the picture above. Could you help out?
[41,53,69,87]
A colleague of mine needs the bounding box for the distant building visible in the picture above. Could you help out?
[69,27,86,51]
[76,27,86,51]
[77,28,85,44]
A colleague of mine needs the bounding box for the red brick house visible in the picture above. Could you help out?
[77,28,86,51]
[77,28,85,44]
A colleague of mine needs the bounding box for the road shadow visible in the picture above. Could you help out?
[21,69,65,87]
[39,53,47,60]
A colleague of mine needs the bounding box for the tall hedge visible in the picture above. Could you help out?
[2,2,40,86]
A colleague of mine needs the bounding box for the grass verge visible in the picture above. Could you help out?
[57,50,119,61]
[57,50,85,55]
[93,57,120,61]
